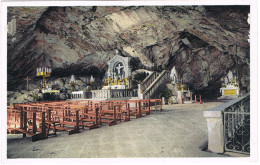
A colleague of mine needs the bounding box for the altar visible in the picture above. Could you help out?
[90,50,138,100]
[219,70,240,99]
[102,51,132,90]
[102,85,126,89]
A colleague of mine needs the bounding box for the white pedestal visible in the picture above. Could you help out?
[102,85,126,89]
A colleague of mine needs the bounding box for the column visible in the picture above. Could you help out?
[138,84,143,99]
[203,110,224,153]
[108,89,111,99]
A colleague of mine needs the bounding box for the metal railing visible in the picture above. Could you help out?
[223,94,250,154]
[143,70,170,99]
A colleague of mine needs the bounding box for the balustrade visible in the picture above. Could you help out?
[140,72,157,91]
[142,70,170,99]
[72,91,85,99]
[91,89,137,100]
[203,94,250,154]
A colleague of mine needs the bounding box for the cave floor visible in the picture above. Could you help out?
[7,101,232,158]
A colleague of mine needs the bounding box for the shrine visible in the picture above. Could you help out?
[103,50,132,90]
[90,51,136,100]
[169,66,193,104]
[219,70,240,99]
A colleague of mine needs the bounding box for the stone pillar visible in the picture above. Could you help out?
[108,89,111,99]
[179,93,183,104]
[203,110,224,153]
[91,91,94,99]
[138,84,143,99]
[162,97,165,105]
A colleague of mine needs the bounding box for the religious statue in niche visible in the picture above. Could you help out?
[170,66,178,85]
[103,50,132,89]
[219,70,239,99]
[114,62,125,79]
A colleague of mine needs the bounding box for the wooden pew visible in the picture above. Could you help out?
[149,99,162,112]
[78,101,100,130]
[95,101,117,126]
[110,100,130,122]
[127,100,142,118]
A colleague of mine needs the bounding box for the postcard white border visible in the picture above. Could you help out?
[0,0,258,165]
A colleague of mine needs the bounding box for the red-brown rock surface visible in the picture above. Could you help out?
[7,6,250,94]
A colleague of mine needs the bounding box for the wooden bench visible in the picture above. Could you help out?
[7,98,162,141]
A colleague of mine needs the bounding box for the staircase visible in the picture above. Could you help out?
[139,70,170,99]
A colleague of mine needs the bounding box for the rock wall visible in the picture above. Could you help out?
[7,75,103,104]
[7,6,250,97]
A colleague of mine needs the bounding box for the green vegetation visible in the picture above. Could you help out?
[134,72,148,82]
[131,72,149,89]
[160,89,173,99]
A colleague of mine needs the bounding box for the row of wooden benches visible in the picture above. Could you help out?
[7,99,162,142]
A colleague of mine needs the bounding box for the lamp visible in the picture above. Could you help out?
[90,75,95,90]
[70,74,76,92]
[36,33,52,91]
[36,54,51,90]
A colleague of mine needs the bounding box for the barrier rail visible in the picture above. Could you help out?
[223,95,250,154]
[203,94,250,154]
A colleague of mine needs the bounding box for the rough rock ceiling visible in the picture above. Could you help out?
[7,6,250,93]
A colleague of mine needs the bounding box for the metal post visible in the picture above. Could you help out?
[43,75,46,89]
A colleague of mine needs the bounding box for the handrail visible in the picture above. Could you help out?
[143,70,169,99]
[205,93,250,113]
[141,72,155,88]
[203,93,250,154]
[140,71,160,91]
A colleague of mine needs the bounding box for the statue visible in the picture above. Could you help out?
[227,71,234,84]
[70,75,76,92]
[170,66,178,84]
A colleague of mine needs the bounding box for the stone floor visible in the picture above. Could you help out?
[7,101,232,158]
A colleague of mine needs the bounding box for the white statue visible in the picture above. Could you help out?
[170,66,178,84]
[70,74,75,83]
[115,49,119,55]
[224,77,228,85]
[116,63,124,75]
[226,71,234,84]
